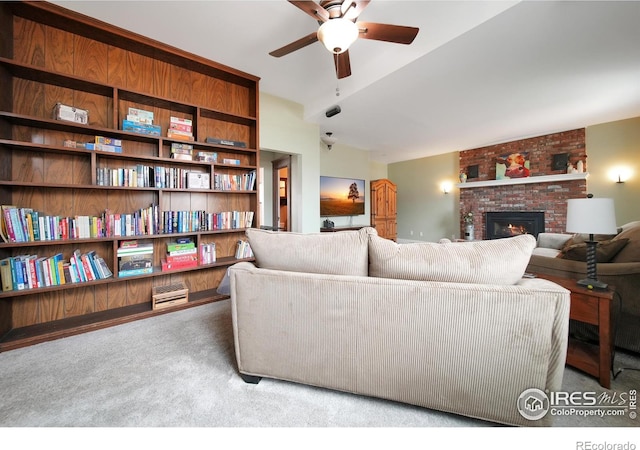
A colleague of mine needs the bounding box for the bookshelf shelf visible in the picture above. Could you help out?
[0,1,260,351]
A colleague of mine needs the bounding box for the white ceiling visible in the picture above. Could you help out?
[53,1,640,164]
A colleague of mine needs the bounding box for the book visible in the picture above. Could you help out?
[127,107,154,124]
[119,254,153,272]
[118,266,153,277]
[0,205,17,243]
[205,137,246,148]
[166,242,195,252]
[95,136,122,147]
[166,253,197,264]
[122,120,161,136]
[95,256,113,279]
[0,258,13,291]
[167,129,194,141]
[199,243,216,265]
[161,258,198,271]
[235,240,253,259]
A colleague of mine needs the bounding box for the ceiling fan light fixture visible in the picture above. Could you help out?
[317,18,359,54]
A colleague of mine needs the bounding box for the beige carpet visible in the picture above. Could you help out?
[0,299,638,428]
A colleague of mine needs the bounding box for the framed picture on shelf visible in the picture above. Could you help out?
[496,152,530,180]
[467,165,479,179]
[552,153,569,171]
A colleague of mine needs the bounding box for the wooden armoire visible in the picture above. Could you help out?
[370,179,397,241]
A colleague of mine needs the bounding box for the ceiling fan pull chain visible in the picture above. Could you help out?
[335,57,340,96]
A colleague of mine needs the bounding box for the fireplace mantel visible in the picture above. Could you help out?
[457,172,588,189]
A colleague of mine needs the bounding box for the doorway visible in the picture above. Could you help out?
[272,156,291,231]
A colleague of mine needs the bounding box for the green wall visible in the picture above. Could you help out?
[388,152,459,242]
[586,116,640,226]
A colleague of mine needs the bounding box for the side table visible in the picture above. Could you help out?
[534,273,616,388]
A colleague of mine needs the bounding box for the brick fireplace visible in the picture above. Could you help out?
[459,129,587,239]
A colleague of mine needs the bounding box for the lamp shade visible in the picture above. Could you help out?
[317,18,359,54]
[566,198,617,235]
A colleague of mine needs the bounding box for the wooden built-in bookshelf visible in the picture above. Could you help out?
[0,1,260,351]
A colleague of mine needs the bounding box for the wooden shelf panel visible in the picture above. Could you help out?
[457,172,589,189]
[0,111,160,144]
[0,290,227,352]
[0,56,114,97]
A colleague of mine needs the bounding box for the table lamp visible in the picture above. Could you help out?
[565,196,617,289]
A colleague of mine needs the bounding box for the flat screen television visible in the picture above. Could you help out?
[320,176,365,216]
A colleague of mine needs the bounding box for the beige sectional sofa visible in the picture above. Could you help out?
[527,221,640,353]
[229,227,570,426]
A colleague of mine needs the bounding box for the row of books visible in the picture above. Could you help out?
[1,206,100,243]
[1,205,255,242]
[213,171,257,191]
[96,165,207,189]
[0,250,112,292]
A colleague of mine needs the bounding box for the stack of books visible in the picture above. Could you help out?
[117,240,153,277]
[171,142,193,160]
[122,107,161,136]
[167,117,194,142]
[162,239,198,271]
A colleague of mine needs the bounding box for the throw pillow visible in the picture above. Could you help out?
[245,226,376,276]
[610,222,640,263]
[368,233,536,285]
[559,238,629,263]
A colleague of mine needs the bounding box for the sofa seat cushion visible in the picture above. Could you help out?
[368,234,536,285]
[532,247,562,258]
[246,227,376,276]
[558,238,629,263]
[611,221,640,263]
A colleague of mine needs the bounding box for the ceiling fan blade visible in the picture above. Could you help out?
[356,22,419,44]
[341,1,370,21]
[334,51,352,79]
[269,32,319,57]
[289,1,330,22]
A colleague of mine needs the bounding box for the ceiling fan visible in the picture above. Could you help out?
[269,0,419,79]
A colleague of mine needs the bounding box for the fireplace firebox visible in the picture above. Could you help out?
[485,212,545,240]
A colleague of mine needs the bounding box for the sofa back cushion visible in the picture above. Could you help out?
[246,227,375,276]
[368,234,536,285]
[611,221,640,263]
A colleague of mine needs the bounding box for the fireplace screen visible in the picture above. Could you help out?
[485,212,545,240]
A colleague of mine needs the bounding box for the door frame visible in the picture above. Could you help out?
[272,156,291,231]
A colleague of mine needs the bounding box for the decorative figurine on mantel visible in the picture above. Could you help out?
[459,171,467,183]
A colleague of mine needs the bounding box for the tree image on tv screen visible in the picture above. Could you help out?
[348,183,359,203]
[320,177,365,216]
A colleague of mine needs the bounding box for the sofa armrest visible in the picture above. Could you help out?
[537,232,572,250]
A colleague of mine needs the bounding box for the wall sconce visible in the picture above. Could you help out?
[608,166,632,184]
[441,181,452,194]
